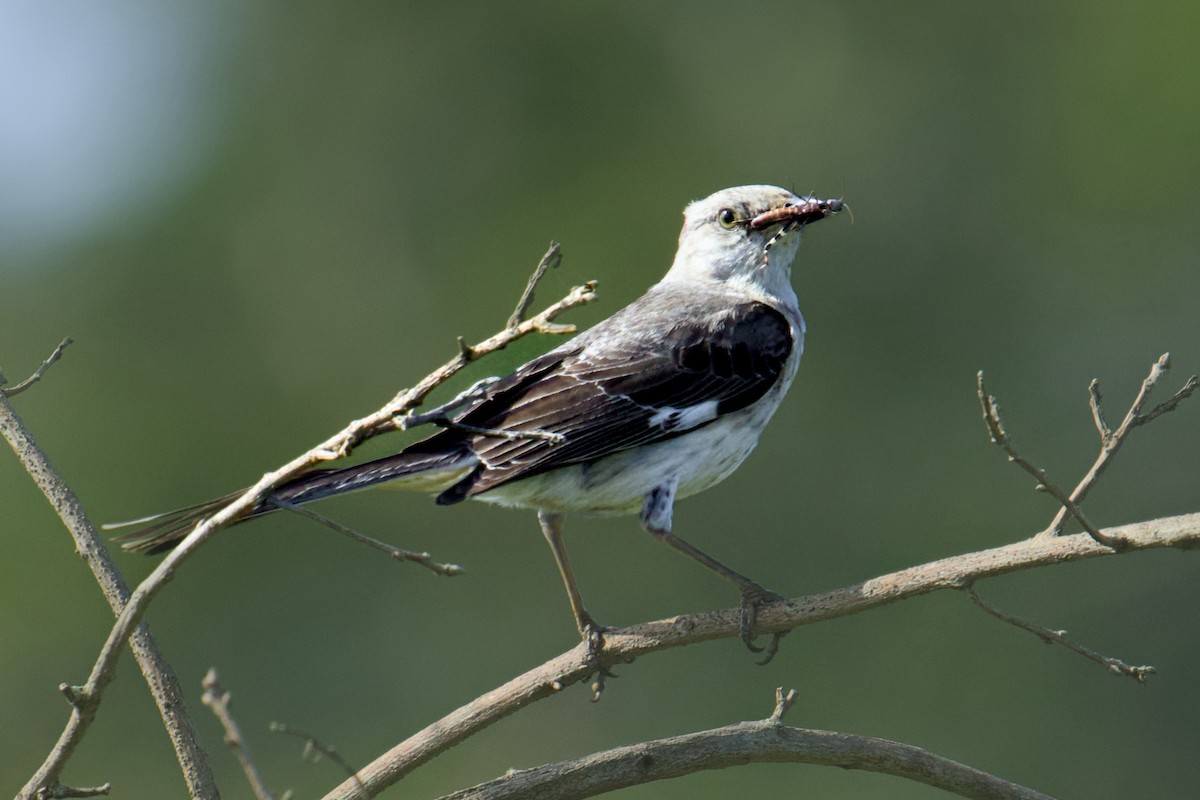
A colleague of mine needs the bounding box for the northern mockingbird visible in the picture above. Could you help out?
[114,185,842,659]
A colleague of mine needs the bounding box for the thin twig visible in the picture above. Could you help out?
[0,337,73,397]
[433,691,1052,800]
[1045,354,1198,538]
[1087,379,1109,440]
[396,376,566,442]
[396,377,501,430]
[370,279,597,442]
[271,723,366,800]
[272,499,465,576]
[321,511,1200,799]
[202,669,278,800]
[1137,375,1197,424]
[436,419,566,444]
[768,686,798,723]
[507,242,562,329]
[1,389,218,799]
[964,584,1155,684]
[15,269,596,800]
[35,783,113,798]
[976,372,1116,546]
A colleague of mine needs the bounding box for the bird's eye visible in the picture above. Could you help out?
[717,208,739,229]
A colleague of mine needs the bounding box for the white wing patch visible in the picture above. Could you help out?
[648,399,720,433]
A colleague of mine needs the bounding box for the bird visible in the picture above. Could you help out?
[110,185,843,661]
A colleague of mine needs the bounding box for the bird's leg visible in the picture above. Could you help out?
[641,482,787,664]
[537,511,606,660]
[655,530,788,664]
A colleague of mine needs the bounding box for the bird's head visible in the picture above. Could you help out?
[666,185,842,296]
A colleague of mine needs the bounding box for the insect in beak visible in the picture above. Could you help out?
[750,197,844,231]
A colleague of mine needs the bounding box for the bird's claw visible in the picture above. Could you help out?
[738,584,787,665]
[577,615,617,701]
[579,616,606,661]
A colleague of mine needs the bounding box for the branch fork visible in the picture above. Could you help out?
[978,353,1196,547]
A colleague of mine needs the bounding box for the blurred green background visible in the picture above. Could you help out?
[3,2,1199,797]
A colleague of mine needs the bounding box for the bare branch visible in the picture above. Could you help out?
[273,499,465,576]
[270,723,366,800]
[768,686,798,723]
[322,512,1200,799]
[507,242,563,329]
[433,691,1052,800]
[435,419,566,444]
[1087,379,1110,440]
[1,388,217,799]
[12,270,596,800]
[0,337,73,397]
[395,377,500,430]
[367,280,597,441]
[1046,354,1198,537]
[202,669,278,800]
[398,376,566,444]
[34,782,113,798]
[1136,374,1197,425]
[964,584,1155,684]
[1125,352,1173,426]
[977,372,1115,546]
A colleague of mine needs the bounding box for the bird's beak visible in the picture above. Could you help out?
[749,197,844,231]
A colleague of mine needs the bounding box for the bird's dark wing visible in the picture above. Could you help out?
[434,300,793,502]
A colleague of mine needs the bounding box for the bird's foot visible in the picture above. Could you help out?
[738,583,788,665]
[576,613,617,701]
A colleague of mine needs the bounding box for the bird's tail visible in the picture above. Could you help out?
[105,448,476,554]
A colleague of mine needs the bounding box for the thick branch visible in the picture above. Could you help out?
[1,388,218,799]
[322,511,1199,799]
[437,721,1050,800]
